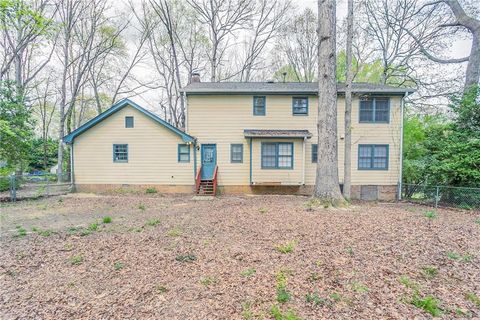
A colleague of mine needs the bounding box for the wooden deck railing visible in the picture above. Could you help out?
[195,166,202,193]
[212,165,218,195]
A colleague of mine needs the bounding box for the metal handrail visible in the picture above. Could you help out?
[195,166,202,192]
[212,165,219,196]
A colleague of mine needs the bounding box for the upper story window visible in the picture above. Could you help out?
[178,144,190,162]
[125,116,134,128]
[358,144,389,170]
[359,97,390,123]
[230,144,243,163]
[292,97,308,115]
[312,144,318,163]
[261,142,293,169]
[253,96,266,116]
[113,144,128,162]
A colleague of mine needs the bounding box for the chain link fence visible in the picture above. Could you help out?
[0,173,72,202]
[402,184,480,210]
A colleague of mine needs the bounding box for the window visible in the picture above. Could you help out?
[292,97,308,115]
[113,144,128,162]
[253,96,266,116]
[231,144,243,163]
[312,144,318,162]
[178,144,190,162]
[261,142,293,169]
[358,144,389,170]
[125,116,134,128]
[359,97,390,123]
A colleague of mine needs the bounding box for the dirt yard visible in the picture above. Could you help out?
[1,194,479,319]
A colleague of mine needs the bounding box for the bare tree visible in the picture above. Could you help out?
[237,0,291,81]
[314,0,345,204]
[274,8,318,82]
[402,0,479,92]
[344,0,354,199]
[0,0,57,97]
[187,0,254,82]
[56,0,123,178]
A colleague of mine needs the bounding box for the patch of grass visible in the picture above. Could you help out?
[69,255,83,265]
[399,276,419,290]
[14,225,27,238]
[88,222,99,231]
[307,272,321,282]
[138,204,146,211]
[146,188,157,194]
[145,218,160,227]
[329,292,343,303]
[346,246,354,256]
[64,243,74,251]
[114,261,124,271]
[199,276,217,286]
[351,282,369,293]
[32,227,54,237]
[462,254,474,262]
[240,268,256,277]
[305,292,327,306]
[167,227,182,237]
[156,284,168,293]
[128,226,143,232]
[446,251,460,260]
[424,210,437,219]
[275,240,296,254]
[276,270,291,304]
[466,293,480,307]
[241,301,254,320]
[410,294,442,317]
[102,216,112,224]
[175,254,196,263]
[475,218,480,225]
[67,226,82,235]
[270,305,301,320]
[258,207,268,214]
[421,266,438,279]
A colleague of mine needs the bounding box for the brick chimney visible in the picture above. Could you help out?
[191,72,201,83]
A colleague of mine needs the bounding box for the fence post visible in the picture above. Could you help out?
[435,186,439,208]
[9,175,16,202]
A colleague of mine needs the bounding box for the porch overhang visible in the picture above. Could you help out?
[244,129,312,139]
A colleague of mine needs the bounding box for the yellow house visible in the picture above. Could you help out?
[64,80,414,200]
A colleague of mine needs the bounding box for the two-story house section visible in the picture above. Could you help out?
[182,78,414,200]
[63,76,413,200]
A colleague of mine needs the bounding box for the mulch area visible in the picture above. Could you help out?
[0,194,479,319]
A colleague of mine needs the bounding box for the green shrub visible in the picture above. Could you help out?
[466,293,480,307]
[145,218,160,227]
[424,210,437,219]
[146,188,157,194]
[114,261,124,270]
[102,216,112,224]
[306,292,326,306]
[421,266,438,279]
[269,305,302,320]
[14,225,27,238]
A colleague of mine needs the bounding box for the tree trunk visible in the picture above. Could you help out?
[343,0,353,199]
[465,31,480,92]
[314,0,345,204]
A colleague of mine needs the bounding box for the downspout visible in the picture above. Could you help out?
[249,138,253,185]
[193,141,197,183]
[398,92,407,200]
[302,137,306,185]
[184,92,188,132]
[70,142,75,190]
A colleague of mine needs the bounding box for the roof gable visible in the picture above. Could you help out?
[63,99,195,144]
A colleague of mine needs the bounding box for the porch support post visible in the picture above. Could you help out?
[193,141,197,182]
[249,138,253,185]
[302,137,306,185]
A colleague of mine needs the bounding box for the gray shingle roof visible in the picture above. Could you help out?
[244,129,312,139]
[181,82,415,95]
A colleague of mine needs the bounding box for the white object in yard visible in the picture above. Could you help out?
[50,164,58,174]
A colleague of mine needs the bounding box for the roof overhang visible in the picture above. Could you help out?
[63,99,195,144]
[244,129,312,139]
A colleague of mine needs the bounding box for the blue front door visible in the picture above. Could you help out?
[201,144,216,179]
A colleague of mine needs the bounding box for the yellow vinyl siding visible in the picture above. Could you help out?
[74,105,193,185]
[188,95,401,186]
